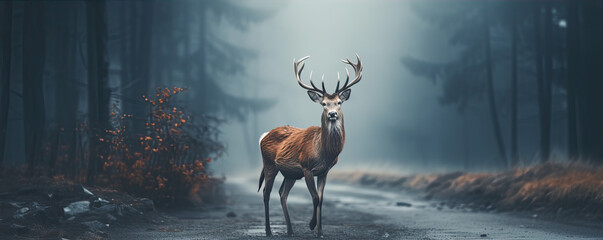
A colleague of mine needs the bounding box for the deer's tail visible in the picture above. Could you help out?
[258,168,265,192]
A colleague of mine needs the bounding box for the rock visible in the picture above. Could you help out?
[226,211,236,218]
[12,213,24,220]
[81,185,95,196]
[81,220,109,230]
[10,223,28,234]
[16,207,29,214]
[90,197,111,208]
[93,204,117,214]
[117,204,141,216]
[396,202,412,207]
[140,198,155,211]
[480,233,488,237]
[64,201,90,217]
[9,202,23,208]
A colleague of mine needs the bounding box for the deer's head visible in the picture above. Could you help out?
[293,54,363,124]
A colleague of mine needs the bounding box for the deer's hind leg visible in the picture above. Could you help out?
[262,167,278,236]
[279,178,296,235]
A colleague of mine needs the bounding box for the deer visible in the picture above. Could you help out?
[257,54,363,237]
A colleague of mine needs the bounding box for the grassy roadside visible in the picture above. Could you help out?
[331,162,603,221]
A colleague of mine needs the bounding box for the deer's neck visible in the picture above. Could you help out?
[318,113,345,160]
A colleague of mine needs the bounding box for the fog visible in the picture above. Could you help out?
[3,0,592,179]
[216,0,492,174]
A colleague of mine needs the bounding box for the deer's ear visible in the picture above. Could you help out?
[339,89,351,102]
[307,91,322,103]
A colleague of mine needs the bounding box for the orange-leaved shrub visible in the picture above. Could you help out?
[99,87,224,205]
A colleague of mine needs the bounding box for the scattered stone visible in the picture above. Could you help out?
[9,202,23,208]
[480,233,487,237]
[12,213,24,220]
[226,211,237,218]
[91,197,110,208]
[64,201,90,217]
[81,185,95,196]
[93,204,117,215]
[396,202,412,207]
[16,207,30,214]
[117,204,142,216]
[532,214,538,218]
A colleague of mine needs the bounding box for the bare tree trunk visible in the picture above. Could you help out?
[510,10,519,167]
[122,1,153,134]
[0,1,13,173]
[540,3,553,163]
[53,2,78,176]
[86,0,109,184]
[566,1,580,160]
[23,1,47,177]
[484,9,507,166]
[533,5,548,163]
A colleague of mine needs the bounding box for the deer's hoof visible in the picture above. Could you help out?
[309,218,317,230]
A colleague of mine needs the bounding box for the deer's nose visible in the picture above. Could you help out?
[328,112,338,118]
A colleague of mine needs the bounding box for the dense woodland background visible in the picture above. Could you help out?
[1,0,603,200]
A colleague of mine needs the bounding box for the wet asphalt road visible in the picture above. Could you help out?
[108,176,603,239]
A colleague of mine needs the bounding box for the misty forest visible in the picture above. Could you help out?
[1,1,603,239]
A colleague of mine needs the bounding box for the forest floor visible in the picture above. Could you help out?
[0,175,162,239]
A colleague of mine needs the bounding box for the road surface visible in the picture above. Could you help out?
[109,176,603,239]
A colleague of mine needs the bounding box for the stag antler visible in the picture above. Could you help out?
[335,53,363,94]
[293,56,326,94]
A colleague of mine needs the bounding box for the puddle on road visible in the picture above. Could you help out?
[244,224,286,237]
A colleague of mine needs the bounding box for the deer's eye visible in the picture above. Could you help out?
[337,101,342,105]
[321,102,326,106]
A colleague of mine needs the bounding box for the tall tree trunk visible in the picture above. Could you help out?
[0,1,13,173]
[122,1,153,134]
[23,1,47,177]
[576,2,603,162]
[484,9,508,166]
[198,1,208,112]
[533,5,548,163]
[510,9,519,167]
[566,1,580,160]
[540,2,553,163]
[53,2,78,176]
[86,0,109,184]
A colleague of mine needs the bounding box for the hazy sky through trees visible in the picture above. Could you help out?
[215,0,471,175]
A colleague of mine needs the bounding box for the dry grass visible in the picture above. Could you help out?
[331,162,603,220]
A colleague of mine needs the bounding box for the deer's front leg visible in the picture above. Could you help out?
[316,174,327,236]
[303,170,319,231]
